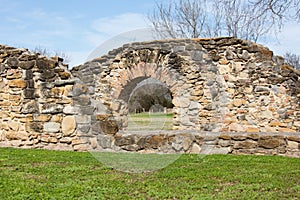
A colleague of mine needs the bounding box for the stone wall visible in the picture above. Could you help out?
[0,45,83,150]
[73,37,300,133]
[0,37,300,157]
[112,131,300,157]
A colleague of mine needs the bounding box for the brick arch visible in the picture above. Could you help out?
[112,62,183,100]
[102,52,194,130]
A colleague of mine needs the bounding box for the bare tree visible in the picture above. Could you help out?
[148,0,298,42]
[205,0,223,38]
[284,52,300,70]
[252,0,299,20]
[149,0,209,38]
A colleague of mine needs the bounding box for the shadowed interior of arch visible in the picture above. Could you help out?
[118,77,174,131]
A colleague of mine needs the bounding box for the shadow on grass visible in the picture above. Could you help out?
[90,151,182,173]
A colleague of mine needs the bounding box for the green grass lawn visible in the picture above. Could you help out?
[127,112,173,131]
[1,148,300,199]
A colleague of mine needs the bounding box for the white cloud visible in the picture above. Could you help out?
[265,21,300,56]
[85,13,150,46]
[91,13,149,35]
[79,12,153,65]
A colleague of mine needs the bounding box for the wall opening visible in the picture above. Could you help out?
[118,77,174,131]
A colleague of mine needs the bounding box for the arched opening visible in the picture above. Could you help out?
[118,77,174,131]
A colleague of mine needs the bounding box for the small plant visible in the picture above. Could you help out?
[32,46,71,63]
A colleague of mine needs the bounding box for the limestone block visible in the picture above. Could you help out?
[51,115,63,123]
[218,64,231,74]
[229,123,246,132]
[99,119,119,135]
[8,79,27,88]
[7,69,22,79]
[73,143,89,151]
[233,140,257,149]
[97,134,113,149]
[41,104,63,114]
[63,85,73,97]
[244,86,253,94]
[260,110,273,120]
[0,101,11,106]
[232,135,247,141]
[115,134,136,147]
[71,84,88,96]
[8,121,19,131]
[254,86,270,94]
[294,121,300,127]
[219,134,231,140]
[51,87,64,97]
[5,131,27,141]
[258,136,284,149]
[34,114,51,122]
[62,116,76,136]
[59,71,71,80]
[90,137,98,149]
[233,99,243,107]
[59,137,72,144]
[19,60,35,70]
[218,139,231,147]
[72,138,88,146]
[287,141,299,149]
[240,50,250,60]
[227,74,237,82]
[44,122,60,133]
[200,145,230,154]
[48,137,58,143]
[246,127,260,132]
[189,143,201,154]
[73,96,91,106]
[247,133,260,140]
[172,97,190,108]
[75,115,91,124]
[63,105,79,115]
[23,89,35,99]
[287,136,300,143]
[110,102,120,111]
[27,122,43,133]
[278,127,296,132]
[6,57,19,68]
[5,131,18,140]
[233,62,244,72]
[189,101,200,110]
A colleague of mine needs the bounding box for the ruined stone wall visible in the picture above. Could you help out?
[0,37,299,157]
[112,131,300,157]
[0,45,86,150]
[74,37,300,133]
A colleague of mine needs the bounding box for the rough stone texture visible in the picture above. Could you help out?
[62,116,76,136]
[43,122,60,133]
[0,38,299,156]
[72,37,300,134]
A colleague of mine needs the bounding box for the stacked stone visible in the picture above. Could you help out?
[0,45,89,150]
[75,37,300,133]
[101,131,300,157]
[194,39,300,133]
[1,37,299,155]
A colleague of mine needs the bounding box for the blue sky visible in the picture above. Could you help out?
[1,0,299,67]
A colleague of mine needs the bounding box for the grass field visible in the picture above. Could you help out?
[127,112,173,131]
[1,148,300,199]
